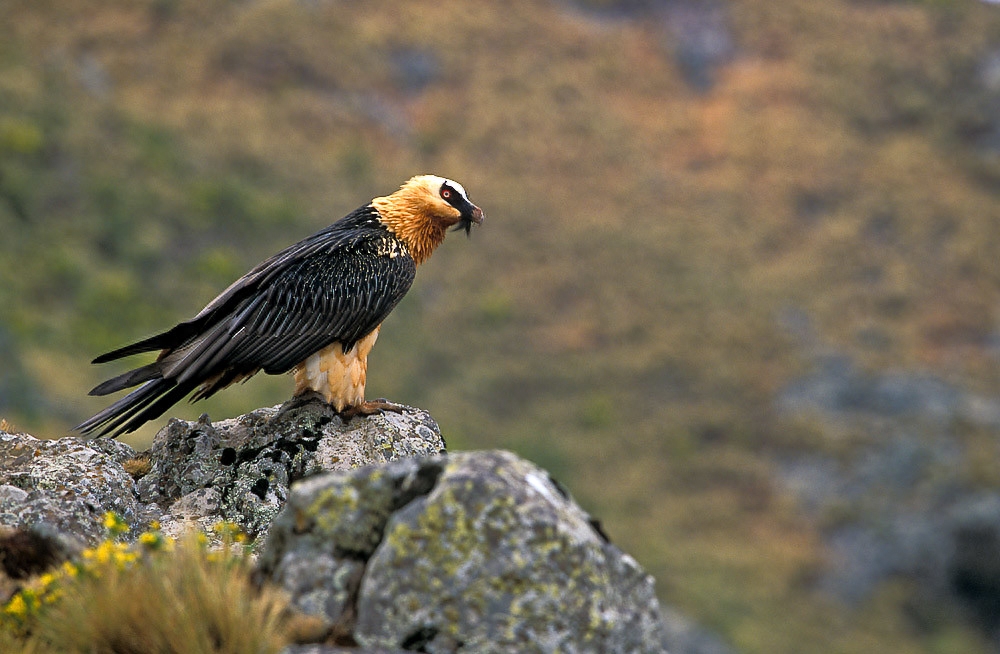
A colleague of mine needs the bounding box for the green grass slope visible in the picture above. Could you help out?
[3,0,1000,652]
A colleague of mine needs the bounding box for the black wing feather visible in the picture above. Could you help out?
[77,206,417,437]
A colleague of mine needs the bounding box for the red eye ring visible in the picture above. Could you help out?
[442,189,452,199]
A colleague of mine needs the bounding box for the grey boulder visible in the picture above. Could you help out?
[138,397,445,540]
[0,427,153,545]
[259,450,669,654]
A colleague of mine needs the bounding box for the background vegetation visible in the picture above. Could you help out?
[3,0,1000,652]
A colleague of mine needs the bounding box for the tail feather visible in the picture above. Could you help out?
[110,381,200,436]
[91,336,168,364]
[76,380,168,437]
[75,377,198,438]
[88,362,164,397]
[91,322,198,364]
[82,327,229,437]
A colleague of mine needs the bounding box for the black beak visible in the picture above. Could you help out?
[454,204,484,237]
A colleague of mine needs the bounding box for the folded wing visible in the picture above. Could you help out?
[77,210,416,437]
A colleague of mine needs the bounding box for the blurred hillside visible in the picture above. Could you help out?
[3,0,1000,652]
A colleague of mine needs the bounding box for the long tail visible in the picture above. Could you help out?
[88,361,164,396]
[91,325,193,364]
[75,377,199,438]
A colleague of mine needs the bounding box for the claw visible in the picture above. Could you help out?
[340,399,406,420]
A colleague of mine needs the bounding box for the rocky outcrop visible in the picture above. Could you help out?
[0,427,155,545]
[257,450,669,654]
[0,402,728,653]
[0,398,444,545]
[137,397,444,539]
[777,351,1000,644]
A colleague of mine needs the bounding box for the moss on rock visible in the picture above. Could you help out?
[258,450,668,654]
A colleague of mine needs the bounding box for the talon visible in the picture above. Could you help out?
[340,399,406,420]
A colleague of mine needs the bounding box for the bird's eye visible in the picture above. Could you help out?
[441,188,452,200]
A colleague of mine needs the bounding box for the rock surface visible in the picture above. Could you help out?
[0,404,728,654]
[138,396,445,539]
[0,428,154,545]
[258,450,669,654]
[0,398,444,545]
[776,348,1000,644]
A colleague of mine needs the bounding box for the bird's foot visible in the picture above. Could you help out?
[274,391,337,418]
[278,391,329,415]
[339,399,407,421]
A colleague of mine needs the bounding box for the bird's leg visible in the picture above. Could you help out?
[339,399,407,420]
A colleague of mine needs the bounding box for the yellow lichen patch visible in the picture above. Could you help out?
[307,485,361,533]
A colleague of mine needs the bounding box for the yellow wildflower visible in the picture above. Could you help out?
[139,531,165,550]
[102,511,130,537]
[34,577,57,598]
[61,561,79,578]
[43,587,63,605]
[4,593,28,618]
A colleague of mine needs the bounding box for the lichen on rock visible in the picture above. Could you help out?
[0,430,156,545]
[137,397,445,540]
[258,450,669,654]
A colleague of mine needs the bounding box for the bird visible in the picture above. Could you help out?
[76,174,483,438]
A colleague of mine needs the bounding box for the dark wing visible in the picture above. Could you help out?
[77,215,416,437]
[182,232,416,381]
[90,207,385,364]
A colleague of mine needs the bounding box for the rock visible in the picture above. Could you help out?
[389,47,441,95]
[778,440,1000,644]
[0,399,444,547]
[660,606,736,654]
[0,523,83,606]
[661,1,735,93]
[0,523,82,580]
[0,406,729,653]
[776,353,1000,428]
[257,450,670,654]
[138,397,445,540]
[281,646,408,654]
[948,494,1000,638]
[774,347,1000,646]
[0,428,155,545]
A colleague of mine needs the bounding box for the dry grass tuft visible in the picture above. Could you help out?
[9,532,293,654]
[121,453,153,480]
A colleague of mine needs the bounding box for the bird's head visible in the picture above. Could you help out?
[403,174,484,235]
[373,174,484,264]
